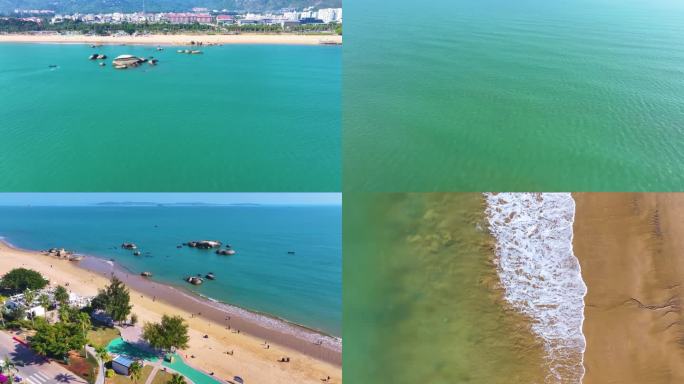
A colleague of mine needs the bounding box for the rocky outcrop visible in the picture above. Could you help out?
[187,240,222,249]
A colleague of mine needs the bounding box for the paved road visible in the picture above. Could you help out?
[0,331,86,384]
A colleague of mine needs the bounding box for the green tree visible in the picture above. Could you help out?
[128,361,142,383]
[30,322,87,360]
[92,277,132,325]
[167,374,186,384]
[142,315,188,352]
[130,313,138,326]
[4,304,25,323]
[0,269,48,293]
[38,294,51,311]
[54,285,69,307]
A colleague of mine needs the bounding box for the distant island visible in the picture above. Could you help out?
[95,202,263,206]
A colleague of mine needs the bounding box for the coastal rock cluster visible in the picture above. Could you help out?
[89,53,159,69]
[43,247,83,261]
[183,240,237,255]
[186,240,222,249]
[111,54,158,69]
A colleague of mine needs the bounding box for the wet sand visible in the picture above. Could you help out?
[0,33,342,46]
[0,240,341,384]
[573,193,684,384]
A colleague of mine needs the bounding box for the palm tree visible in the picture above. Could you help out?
[76,312,92,355]
[167,374,186,384]
[23,289,35,325]
[128,361,143,383]
[77,312,91,339]
[38,294,51,313]
[53,285,69,307]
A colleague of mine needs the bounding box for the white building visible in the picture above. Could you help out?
[316,8,342,23]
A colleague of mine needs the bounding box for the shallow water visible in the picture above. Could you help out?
[344,193,547,383]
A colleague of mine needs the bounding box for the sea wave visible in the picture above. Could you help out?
[484,193,586,384]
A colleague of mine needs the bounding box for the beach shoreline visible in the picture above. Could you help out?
[573,193,684,384]
[0,239,341,383]
[0,33,342,46]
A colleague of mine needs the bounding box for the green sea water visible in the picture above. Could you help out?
[343,193,546,383]
[0,43,340,191]
[344,0,684,191]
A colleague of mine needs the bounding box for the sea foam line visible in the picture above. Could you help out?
[484,193,586,384]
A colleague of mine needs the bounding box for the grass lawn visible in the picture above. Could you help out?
[106,364,154,384]
[151,369,174,384]
[88,326,121,348]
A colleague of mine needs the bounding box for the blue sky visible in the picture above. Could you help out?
[0,193,341,206]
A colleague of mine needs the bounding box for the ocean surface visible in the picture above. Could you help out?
[345,0,684,191]
[0,205,341,336]
[345,193,586,383]
[0,43,340,191]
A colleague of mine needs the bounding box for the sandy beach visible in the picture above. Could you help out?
[0,33,341,46]
[573,193,684,383]
[0,240,341,384]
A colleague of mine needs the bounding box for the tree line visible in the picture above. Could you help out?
[0,18,341,35]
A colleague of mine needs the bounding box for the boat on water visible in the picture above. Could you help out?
[176,49,202,55]
[133,251,141,256]
[205,273,215,280]
[141,272,152,277]
[186,276,203,285]
[216,249,236,256]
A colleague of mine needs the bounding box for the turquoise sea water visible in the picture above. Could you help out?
[0,43,340,191]
[0,205,341,336]
[345,0,684,191]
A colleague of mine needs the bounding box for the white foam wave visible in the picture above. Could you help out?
[484,193,586,384]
